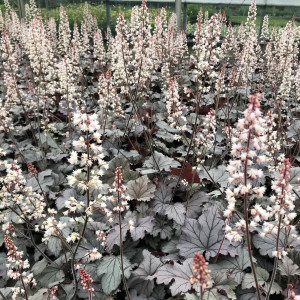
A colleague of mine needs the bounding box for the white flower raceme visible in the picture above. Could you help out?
[0,160,46,222]
[166,77,187,134]
[4,235,36,300]
[260,158,299,253]
[224,93,269,242]
[42,216,67,243]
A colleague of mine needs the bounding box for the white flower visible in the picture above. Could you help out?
[68,151,78,165]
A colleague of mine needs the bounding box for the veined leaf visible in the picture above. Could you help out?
[177,205,237,259]
[143,151,180,173]
[209,246,252,284]
[127,176,156,202]
[128,250,163,296]
[278,256,300,277]
[147,258,200,296]
[97,255,132,294]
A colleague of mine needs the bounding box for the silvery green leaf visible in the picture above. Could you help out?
[278,256,300,277]
[287,119,300,139]
[203,272,238,300]
[0,252,7,277]
[156,121,178,133]
[85,261,102,281]
[152,183,172,214]
[186,191,209,219]
[103,156,131,184]
[97,255,132,294]
[32,258,48,276]
[127,176,156,202]
[26,169,54,192]
[130,216,155,241]
[242,267,282,294]
[22,148,43,163]
[203,289,219,300]
[28,289,49,300]
[136,203,152,216]
[155,131,177,142]
[289,167,300,189]
[61,283,76,300]
[48,237,62,256]
[39,263,65,288]
[162,238,179,254]
[128,249,163,296]
[236,288,264,300]
[152,215,173,240]
[241,267,269,290]
[106,224,128,250]
[253,231,292,257]
[199,165,229,189]
[148,258,200,296]
[184,294,198,300]
[165,202,186,225]
[143,151,180,172]
[263,281,281,294]
[121,150,141,164]
[209,246,252,284]
[177,205,237,259]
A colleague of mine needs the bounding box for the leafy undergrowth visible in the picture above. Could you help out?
[0,0,300,299]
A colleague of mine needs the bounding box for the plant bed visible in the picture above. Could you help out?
[0,0,300,299]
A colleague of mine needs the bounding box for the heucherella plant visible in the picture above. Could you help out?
[1,0,300,299]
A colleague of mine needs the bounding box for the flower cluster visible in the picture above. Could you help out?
[79,269,94,292]
[0,160,46,222]
[166,77,188,137]
[261,158,298,258]
[224,93,268,242]
[194,109,216,164]
[67,112,107,193]
[190,253,211,289]
[4,235,36,300]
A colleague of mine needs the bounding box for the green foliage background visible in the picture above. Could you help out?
[1,1,300,32]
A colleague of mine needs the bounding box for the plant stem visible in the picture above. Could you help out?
[117,176,131,300]
[18,267,29,300]
[244,130,261,300]
[71,130,91,300]
[266,166,288,300]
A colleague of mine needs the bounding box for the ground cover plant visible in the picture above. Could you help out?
[1,0,300,299]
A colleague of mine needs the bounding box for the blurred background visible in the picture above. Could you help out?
[1,0,300,35]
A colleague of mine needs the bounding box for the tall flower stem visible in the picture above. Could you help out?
[244,130,261,300]
[117,170,131,300]
[71,130,91,300]
[266,160,290,300]
[18,266,29,300]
